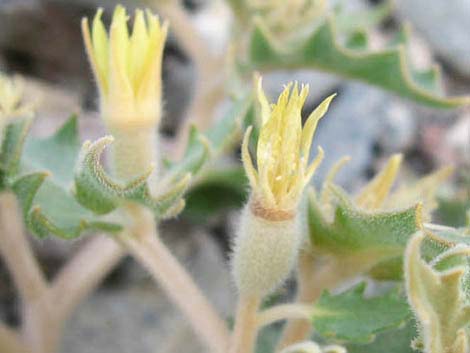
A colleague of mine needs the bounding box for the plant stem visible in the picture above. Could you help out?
[0,192,47,304]
[50,235,125,323]
[118,208,230,353]
[0,324,26,353]
[0,192,59,353]
[257,304,312,328]
[229,295,261,353]
[277,249,375,351]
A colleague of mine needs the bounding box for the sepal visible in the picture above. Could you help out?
[74,135,192,220]
[405,232,470,353]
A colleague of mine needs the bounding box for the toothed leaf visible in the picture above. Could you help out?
[0,117,33,189]
[312,283,411,343]
[346,319,417,353]
[308,186,419,276]
[249,17,469,108]
[12,117,121,238]
[74,135,191,220]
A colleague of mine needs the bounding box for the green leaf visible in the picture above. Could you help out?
[346,319,417,353]
[309,186,418,270]
[405,232,470,353]
[74,135,191,220]
[312,282,411,344]
[183,166,248,222]
[13,117,121,238]
[249,17,469,108]
[0,117,33,189]
[426,224,470,247]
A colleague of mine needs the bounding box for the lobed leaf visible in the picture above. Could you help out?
[11,117,121,238]
[249,17,469,108]
[312,282,411,343]
[308,186,419,276]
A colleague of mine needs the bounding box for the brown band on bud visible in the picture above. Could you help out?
[250,199,295,221]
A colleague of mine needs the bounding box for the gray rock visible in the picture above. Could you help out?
[395,0,470,77]
[62,227,234,353]
[309,82,416,191]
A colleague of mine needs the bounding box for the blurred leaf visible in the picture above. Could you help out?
[0,117,33,189]
[334,2,392,33]
[249,17,469,108]
[436,196,470,228]
[183,166,248,222]
[312,282,411,343]
[346,319,416,353]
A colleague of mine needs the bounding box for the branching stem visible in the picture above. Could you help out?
[118,207,230,353]
[229,295,261,353]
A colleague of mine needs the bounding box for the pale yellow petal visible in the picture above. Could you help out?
[82,17,105,94]
[109,5,132,98]
[321,155,351,204]
[255,74,271,124]
[356,154,402,210]
[386,166,454,216]
[301,93,336,164]
[129,9,148,91]
[305,145,324,183]
[136,14,167,104]
[91,8,109,93]
[241,126,259,188]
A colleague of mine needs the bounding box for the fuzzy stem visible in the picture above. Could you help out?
[118,208,230,353]
[50,235,125,323]
[277,249,371,351]
[0,192,59,353]
[229,296,261,353]
[0,192,47,304]
[0,324,27,353]
[257,304,312,328]
[109,127,159,188]
[277,250,348,350]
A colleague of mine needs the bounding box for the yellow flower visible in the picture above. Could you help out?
[82,5,168,130]
[321,154,453,221]
[242,76,335,218]
[0,73,33,120]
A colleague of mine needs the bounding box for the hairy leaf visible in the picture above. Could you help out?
[405,232,470,353]
[308,186,419,277]
[12,117,121,238]
[346,319,416,353]
[312,282,411,343]
[0,118,33,189]
[249,17,469,108]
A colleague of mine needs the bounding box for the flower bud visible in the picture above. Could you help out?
[82,6,167,186]
[232,201,302,296]
[232,76,334,296]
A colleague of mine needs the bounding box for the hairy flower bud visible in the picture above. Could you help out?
[232,203,301,296]
[232,77,334,296]
[82,6,167,185]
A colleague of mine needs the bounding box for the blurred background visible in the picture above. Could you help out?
[0,0,468,352]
